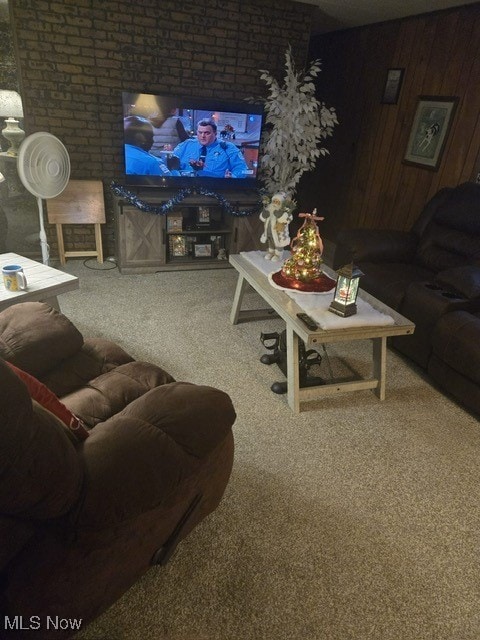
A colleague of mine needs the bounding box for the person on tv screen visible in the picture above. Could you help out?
[124,115,171,176]
[172,118,248,178]
[149,106,189,155]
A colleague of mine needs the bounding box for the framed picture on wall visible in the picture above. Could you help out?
[381,68,404,104]
[403,96,458,170]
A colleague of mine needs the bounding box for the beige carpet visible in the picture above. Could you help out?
[56,258,480,640]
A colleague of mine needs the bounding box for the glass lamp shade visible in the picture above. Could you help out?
[328,263,363,317]
[0,90,25,157]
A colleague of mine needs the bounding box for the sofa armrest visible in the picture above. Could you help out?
[0,302,83,377]
[434,266,480,301]
[75,382,236,529]
[0,360,84,520]
[333,229,418,269]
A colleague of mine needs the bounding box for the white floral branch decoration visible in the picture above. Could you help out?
[252,46,338,196]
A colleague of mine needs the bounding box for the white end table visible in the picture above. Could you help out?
[0,252,79,312]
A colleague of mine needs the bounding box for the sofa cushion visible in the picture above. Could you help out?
[433,182,480,233]
[415,183,480,272]
[415,222,480,272]
[0,302,84,377]
[61,361,175,427]
[40,338,135,398]
[5,361,90,441]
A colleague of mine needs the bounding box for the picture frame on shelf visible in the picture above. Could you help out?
[167,214,183,232]
[403,96,458,170]
[169,235,187,257]
[197,206,211,227]
[381,68,404,105]
[194,243,212,258]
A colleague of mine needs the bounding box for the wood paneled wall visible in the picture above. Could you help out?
[303,3,480,242]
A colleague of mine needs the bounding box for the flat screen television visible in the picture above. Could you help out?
[122,91,264,191]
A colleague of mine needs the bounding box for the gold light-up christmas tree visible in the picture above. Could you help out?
[281,210,325,282]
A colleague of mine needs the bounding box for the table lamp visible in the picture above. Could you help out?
[0,90,25,157]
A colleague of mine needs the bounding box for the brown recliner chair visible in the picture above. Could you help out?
[0,302,235,639]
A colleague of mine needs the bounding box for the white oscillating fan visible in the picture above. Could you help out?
[17,132,71,264]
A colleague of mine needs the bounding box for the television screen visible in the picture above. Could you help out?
[122,91,264,190]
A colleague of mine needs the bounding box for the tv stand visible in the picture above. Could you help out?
[114,189,263,274]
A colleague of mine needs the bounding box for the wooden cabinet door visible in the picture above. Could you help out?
[230,215,264,254]
[115,204,166,273]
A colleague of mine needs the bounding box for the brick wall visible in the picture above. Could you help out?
[0,13,17,92]
[10,0,314,258]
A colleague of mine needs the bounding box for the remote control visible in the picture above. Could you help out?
[296,312,318,331]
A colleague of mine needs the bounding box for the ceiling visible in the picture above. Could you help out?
[1,0,478,32]
[301,0,480,34]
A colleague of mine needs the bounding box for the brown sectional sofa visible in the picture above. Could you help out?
[0,302,235,639]
[333,181,480,415]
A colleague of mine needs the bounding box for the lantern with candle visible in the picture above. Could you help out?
[328,263,364,317]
